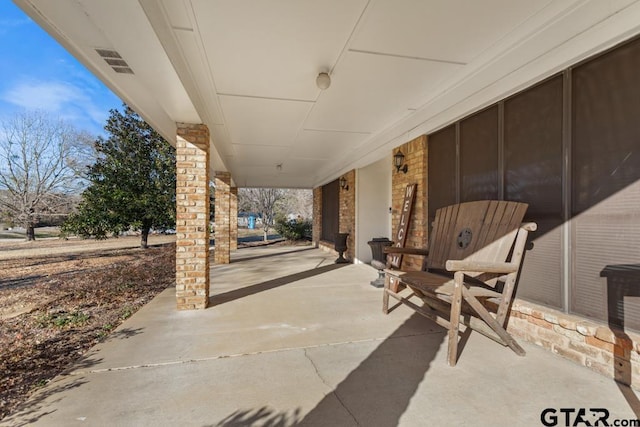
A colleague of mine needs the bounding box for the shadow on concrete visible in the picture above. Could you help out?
[231,247,315,263]
[601,264,640,417]
[210,234,282,247]
[1,352,105,426]
[210,263,347,307]
[106,327,144,342]
[210,407,302,427]
[1,378,88,427]
[213,313,443,426]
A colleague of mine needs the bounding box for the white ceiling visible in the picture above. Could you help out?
[14,0,640,188]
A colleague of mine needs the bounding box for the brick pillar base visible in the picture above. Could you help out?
[230,187,238,251]
[214,172,231,264]
[176,123,210,310]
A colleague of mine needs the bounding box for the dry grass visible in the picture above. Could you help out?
[0,242,175,420]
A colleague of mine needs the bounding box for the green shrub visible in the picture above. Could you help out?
[275,217,312,241]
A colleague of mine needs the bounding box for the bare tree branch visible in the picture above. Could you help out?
[0,111,88,240]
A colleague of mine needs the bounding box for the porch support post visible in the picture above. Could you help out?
[175,123,210,310]
[230,187,238,251]
[214,172,231,264]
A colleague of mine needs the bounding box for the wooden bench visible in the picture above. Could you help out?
[383,200,536,366]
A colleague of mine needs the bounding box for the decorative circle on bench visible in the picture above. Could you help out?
[457,228,473,249]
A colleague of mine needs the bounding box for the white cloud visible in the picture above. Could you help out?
[2,80,111,133]
[0,17,31,37]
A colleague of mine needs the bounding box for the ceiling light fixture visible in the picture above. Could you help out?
[316,72,331,90]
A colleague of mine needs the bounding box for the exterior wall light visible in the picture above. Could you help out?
[339,176,349,191]
[394,150,408,173]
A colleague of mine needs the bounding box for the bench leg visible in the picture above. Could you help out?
[447,271,464,366]
[463,287,526,357]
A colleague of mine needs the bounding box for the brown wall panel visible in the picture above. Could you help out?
[427,125,456,225]
[572,38,640,215]
[573,207,640,330]
[571,37,640,329]
[321,179,339,242]
[504,76,563,218]
[504,76,564,308]
[459,106,499,202]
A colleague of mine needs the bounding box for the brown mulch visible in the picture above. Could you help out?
[0,243,176,421]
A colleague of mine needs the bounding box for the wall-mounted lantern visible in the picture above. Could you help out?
[394,150,408,174]
[339,176,349,191]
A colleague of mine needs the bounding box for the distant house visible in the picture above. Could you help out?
[237,212,262,228]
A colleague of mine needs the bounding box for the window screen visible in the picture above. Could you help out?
[504,75,564,308]
[428,125,457,225]
[459,106,499,202]
[571,37,640,329]
[321,179,339,242]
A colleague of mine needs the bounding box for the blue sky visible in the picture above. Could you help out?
[0,2,122,136]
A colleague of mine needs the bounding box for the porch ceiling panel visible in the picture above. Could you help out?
[350,0,551,64]
[304,50,461,133]
[68,0,200,125]
[191,0,368,101]
[172,29,226,127]
[219,95,314,147]
[229,164,317,189]
[291,130,370,160]
[14,0,640,189]
[228,145,290,167]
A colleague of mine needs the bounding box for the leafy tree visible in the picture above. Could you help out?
[275,216,312,241]
[62,105,175,248]
[0,111,86,240]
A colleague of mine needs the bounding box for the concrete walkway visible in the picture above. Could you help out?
[3,246,639,426]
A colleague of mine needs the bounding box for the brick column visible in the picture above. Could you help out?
[339,170,356,261]
[230,187,238,251]
[214,172,231,264]
[175,123,210,310]
[312,187,322,247]
[391,135,428,271]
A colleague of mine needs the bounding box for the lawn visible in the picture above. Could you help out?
[0,237,175,420]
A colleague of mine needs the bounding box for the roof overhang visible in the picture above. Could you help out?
[14,0,640,188]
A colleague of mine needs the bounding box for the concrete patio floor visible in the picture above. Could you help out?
[3,245,639,426]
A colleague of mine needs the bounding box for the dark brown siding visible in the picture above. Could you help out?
[571,38,640,329]
[504,76,564,308]
[459,106,499,202]
[427,125,457,226]
[321,179,339,242]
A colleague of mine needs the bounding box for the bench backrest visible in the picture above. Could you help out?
[427,200,528,271]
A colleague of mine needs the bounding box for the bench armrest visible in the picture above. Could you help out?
[445,260,519,274]
[384,247,429,256]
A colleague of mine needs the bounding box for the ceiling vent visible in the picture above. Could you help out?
[95,48,134,74]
